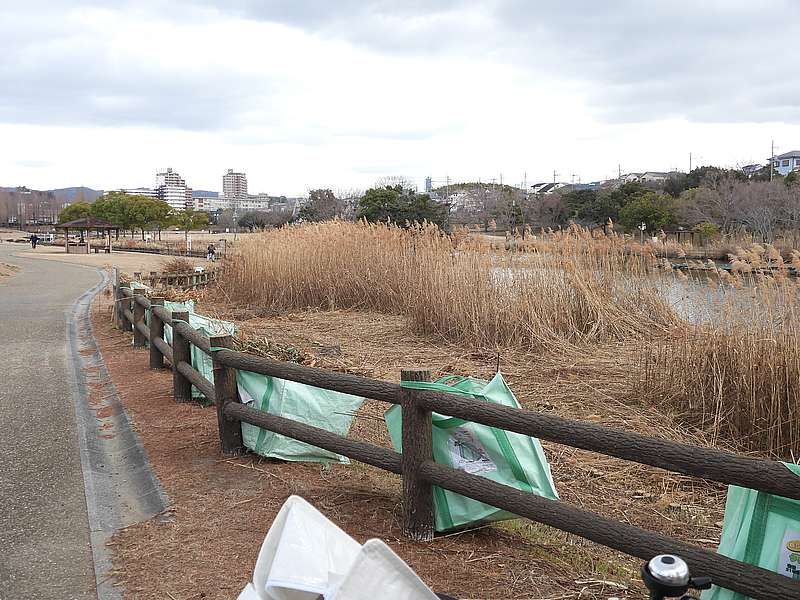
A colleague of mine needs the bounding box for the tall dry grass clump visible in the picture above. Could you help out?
[222,221,677,350]
[634,250,800,457]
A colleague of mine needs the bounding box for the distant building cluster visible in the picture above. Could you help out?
[771,151,800,176]
[120,168,302,216]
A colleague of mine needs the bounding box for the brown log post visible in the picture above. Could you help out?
[132,290,147,347]
[120,282,133,332]
[400,367,434,541]
[112,267,125,330]
[133,271,141,282]
[149,271,158,286]
[149,298,165,369]
[211,334,243,455]
[171,310,192,402]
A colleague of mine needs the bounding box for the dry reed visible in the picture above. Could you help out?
[221,221,677,351]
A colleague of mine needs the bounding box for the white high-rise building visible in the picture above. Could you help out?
[155,168,192,211]
[223,169,248,198]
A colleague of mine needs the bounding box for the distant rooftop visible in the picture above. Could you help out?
[774,150,800,159]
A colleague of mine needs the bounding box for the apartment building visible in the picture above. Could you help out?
[223,169,248,198]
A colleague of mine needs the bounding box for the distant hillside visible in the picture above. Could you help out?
[48,187,103,202]
[0,186,103,202]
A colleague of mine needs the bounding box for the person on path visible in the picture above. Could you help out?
[30,233,39,249]
[206,243,216,262]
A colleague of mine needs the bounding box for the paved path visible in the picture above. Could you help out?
[0,244,100,600]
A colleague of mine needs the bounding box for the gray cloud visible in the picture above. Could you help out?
[185,0,800,124]
[1,0,797,133]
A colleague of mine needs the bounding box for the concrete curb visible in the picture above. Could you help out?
[66,270,170,600]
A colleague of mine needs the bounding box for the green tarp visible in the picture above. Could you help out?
[703,462,800,599]
[237,369,365,464]
[160,300,235,399]
[384,373,559,532]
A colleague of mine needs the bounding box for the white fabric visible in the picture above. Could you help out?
[238,496,439,600]
[329,539,438,600]
[252,496,361,600]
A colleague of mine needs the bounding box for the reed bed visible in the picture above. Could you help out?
[221,221,677,351]
[219,222,800,458]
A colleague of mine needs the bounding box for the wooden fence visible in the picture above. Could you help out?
[114,282,800,600]
[131,270,216,290]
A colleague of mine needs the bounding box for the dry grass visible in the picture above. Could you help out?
[221,221,677,352]
[161,257,196,274]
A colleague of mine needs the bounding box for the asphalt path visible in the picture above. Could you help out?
[0,244,100,600]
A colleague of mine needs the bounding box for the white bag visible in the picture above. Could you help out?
[238,496,439,600]
[329,539,438,600]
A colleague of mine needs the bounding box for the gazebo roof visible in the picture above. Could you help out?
[55,217,118,229]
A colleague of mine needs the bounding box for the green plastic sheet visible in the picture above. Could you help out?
[384,373,559,532]
[160,300,235,399]
[237,369,365,464]
[703,462,800,599]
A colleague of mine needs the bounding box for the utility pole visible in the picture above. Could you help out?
[553,170,558,184]
[618,164,622,179]
[770,140,775,182]
[689,152,692,173]
[499,173,503,187]
[446,175,450,200]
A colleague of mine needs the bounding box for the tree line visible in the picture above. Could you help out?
[58,192,208,240]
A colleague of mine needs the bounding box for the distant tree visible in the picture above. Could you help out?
[692,222,720,239]
[663,173,688,198]
[237,211,271,231]
[172,208,209,244]
[357,186,403,223]
[375,175,416,191]
[299,189,346,222]
[357,185,447,228]
[618,192,676,233]
[750,163,781,182]
[58,201,92,223]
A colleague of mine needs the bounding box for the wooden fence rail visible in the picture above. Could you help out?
[131,270,217,290]
[115,283,800,600]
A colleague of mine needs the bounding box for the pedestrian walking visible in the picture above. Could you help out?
[30,233,39,249]
[206,243,216,262]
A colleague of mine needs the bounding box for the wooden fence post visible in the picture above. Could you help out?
[171,310,192,402]
[149,298,165,368]
[120,282,133,332]
[132,290,146,347]
[112,267,125,330]
[210,334,244,455]
[400,368,434,541]
[133,271,141,282]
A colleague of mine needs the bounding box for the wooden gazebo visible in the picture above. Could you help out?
[55,217,120,254]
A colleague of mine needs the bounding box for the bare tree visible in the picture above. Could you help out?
[375,175,416,192]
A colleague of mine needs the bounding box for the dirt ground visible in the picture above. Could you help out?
[0,262,18,279]
[12,244,202,274]
[92,287,730,599]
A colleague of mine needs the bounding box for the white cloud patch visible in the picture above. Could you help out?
[1,0,800,194]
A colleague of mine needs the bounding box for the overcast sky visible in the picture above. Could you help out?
[2,1,800,195]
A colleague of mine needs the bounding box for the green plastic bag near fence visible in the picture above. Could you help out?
[384,372,559,532]
[159,301,235,399]
[702,462,800,599]
[237,369,365,464]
